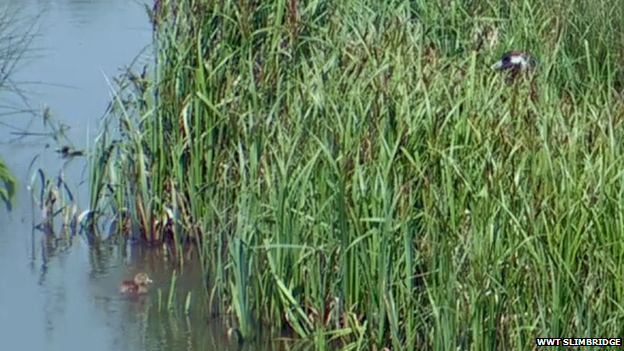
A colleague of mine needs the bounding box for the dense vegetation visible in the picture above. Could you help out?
[90,0,624,349]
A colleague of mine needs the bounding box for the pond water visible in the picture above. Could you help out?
[0,1,256,351]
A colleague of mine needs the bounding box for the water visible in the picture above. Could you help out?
[0,1,251,350]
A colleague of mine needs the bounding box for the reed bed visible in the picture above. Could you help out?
[90,0,624,349]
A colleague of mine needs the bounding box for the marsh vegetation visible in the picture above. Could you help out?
[89,0,624,349]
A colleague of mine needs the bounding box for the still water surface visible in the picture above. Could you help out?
[0,1,252,350]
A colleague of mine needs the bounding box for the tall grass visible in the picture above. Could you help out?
[91,0,624,349]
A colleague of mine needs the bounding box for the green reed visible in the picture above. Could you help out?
[90,0,624,349]
[0,155,15,211]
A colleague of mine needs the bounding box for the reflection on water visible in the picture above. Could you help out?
[0,221,246,351]
[0,1,274,350]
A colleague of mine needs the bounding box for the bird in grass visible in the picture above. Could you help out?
[492,50,539,104]
[119,272,153,294]
[491,51,536,83]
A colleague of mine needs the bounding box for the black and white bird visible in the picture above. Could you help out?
[491,51,536,83]
[492,50,539,105]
